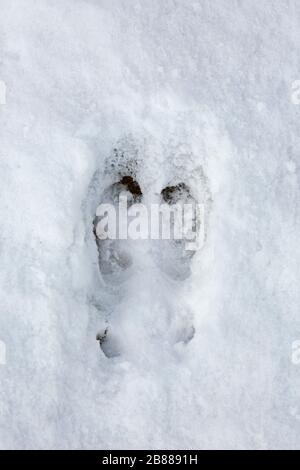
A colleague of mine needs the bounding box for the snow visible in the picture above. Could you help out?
[0,0,300,449]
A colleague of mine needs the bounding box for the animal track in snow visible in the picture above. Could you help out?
[90,139,211,359]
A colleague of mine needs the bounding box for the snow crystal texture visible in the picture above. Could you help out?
[0,0,300,449]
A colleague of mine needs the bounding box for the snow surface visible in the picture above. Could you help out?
[1,0,300,449]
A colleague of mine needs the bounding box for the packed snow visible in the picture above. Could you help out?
[0,0,300,449]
